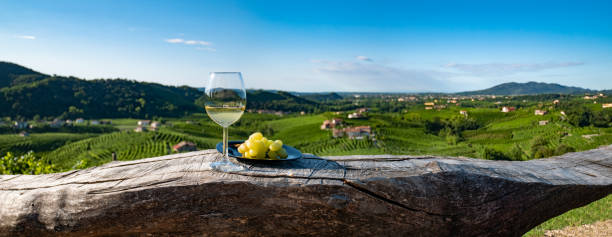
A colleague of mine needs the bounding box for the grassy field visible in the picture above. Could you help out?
[524,194,612,236]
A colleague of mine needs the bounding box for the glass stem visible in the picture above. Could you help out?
[223,126,229,160]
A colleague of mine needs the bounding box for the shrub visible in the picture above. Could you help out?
[481,147,512,161]
[555,144,576,156]
[0,152,54,175]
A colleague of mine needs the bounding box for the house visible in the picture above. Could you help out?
[603,103,612,109]
[425,106,433,110]
[90,120,100,125]
[434,105,447,110]
[65,119,73,125]
[138,120,151,126]
[356,108,369,113]
[321,120,332,130]
[331,118,343,125]
[150,121,161,131]
[332,128,344,138]
[345,126,372,139]
[534,110,548,116]
[50,119,64,128]
[14,121,28,129]
[539,120,549,126]
[75,118,85,124]
[173,141,197,152]
[553,99,560,104]
[321,118,343,129]
[501,107,516,113]
[134,126,147,132]
[424,102,435,106]
[448,100,457,104]
[460,110,468,116]
[18,131,29,137]
[348,112,365,119]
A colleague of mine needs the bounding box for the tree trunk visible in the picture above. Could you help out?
[1,146,611,236]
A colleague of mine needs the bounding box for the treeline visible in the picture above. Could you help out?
[0,76,203,119]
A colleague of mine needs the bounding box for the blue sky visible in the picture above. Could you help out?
[1,0,611,92]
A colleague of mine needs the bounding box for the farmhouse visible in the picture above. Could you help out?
[19,131,29,137]
[424,102,435,106]
[14,121,28,129]
[134,126,147,132]
[173,141,197,152]
[534,110,548,116]
[150,121,161,131]
[553,99,560,104]
[138,120,151,126]
[75,118,85,124]
[321,118,343,130]
[50,119,64,128]
[603,103,612,109]
[501,107,516,113]
[460,110,468,116]
[539,120,549,126]
[333,126,372,139]
[90,120,100,125]
[348,112,365,119]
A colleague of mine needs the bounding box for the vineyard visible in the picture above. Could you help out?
[43,130,219,171]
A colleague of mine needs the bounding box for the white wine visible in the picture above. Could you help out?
[205,105,245,127]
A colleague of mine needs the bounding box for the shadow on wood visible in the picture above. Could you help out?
[1,145,611,236]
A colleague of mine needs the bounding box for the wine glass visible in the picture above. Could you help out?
[204,72,247,171]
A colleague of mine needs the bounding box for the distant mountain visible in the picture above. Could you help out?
[0,61,47,88]
[457,82,594,95]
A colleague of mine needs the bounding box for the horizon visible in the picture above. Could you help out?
[3,60,610,94]
[1,0,612,92]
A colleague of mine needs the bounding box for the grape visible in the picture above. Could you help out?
[240,132,288,160]
[269,141,282,151]
[249,132,263,141]
[268,150,278,159]
[278,148,288,158]
[237,143,247,153]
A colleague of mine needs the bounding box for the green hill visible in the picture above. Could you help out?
[458,81,593,95]
[0,62,203,119]
[0,61,47,88]
[294,92,343,102]
[0,62,326,119]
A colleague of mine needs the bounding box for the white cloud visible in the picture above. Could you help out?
[196,47,216,52]
[15,35,36,40]
[165,38,185,43]
[356,56,372,62]
[165,38,212,46]
[443,62,584,76]
[312,59,454,92]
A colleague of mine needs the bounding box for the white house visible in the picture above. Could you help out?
[138,120,151,126]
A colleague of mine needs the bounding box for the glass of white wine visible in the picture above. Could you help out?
[205,72,247,171]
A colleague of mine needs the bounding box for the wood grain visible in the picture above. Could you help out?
[1,145,611,236]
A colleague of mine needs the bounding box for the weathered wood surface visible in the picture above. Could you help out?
[0,146,611,237]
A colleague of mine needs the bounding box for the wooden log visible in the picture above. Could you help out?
[0,145,611,236]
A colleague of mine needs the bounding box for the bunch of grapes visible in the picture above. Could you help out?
[238,132,288,159]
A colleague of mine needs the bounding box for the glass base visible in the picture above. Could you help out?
[210,159,246,172]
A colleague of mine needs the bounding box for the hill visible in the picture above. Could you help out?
[457,82,593,95]
[0,61,47,88]
[0,62,324,119]
[0,62,204,119]
[244,90,320,112]
[293,92,343,102]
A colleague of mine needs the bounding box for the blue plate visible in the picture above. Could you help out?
[216,140,302,161]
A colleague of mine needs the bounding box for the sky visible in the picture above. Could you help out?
[1,0,611,92]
